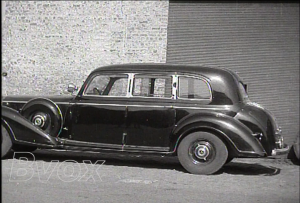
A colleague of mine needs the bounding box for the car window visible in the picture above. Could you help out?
[133,75,172,98]
[85,74,128,96]
[178,76,211,100]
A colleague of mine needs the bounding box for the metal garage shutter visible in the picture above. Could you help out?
[167,2,299,145]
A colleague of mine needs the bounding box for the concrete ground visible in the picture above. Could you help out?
[2,150,299,203]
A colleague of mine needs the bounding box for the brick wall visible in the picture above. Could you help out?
[2,1,169,95]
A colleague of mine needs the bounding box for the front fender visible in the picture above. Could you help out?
[171,112,267,157]
[2,106,59,147]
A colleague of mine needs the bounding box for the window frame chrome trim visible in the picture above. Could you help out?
[176,75,213,101]
[131,73,173,99]
[82,73,131,98]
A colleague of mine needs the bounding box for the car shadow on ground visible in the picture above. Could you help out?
[6,149,281,176]
[220,162,281,176]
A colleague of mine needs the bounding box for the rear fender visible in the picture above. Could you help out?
[2,106,59,147]
[171,112,266,157]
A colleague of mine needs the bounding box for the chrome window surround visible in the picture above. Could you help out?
[177,75,213,101]
[82,73,212,101]
[82,73,131,98]
[131,73,173,99]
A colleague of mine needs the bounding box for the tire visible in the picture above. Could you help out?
[178,131,228,175]
[288,134,300,165]
[293,135,300,160]
[2,124,13,158]
[20,98,63,137]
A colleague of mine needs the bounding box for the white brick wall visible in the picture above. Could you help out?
[2,1,169,95]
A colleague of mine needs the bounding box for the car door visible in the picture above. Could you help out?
[125,73,176,152]
[69,73,129,148]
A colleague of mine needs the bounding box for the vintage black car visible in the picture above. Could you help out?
[1,64,289,174]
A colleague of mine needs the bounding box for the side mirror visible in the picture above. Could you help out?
[67,83,78,93]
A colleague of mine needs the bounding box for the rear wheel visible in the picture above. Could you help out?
[293,135,300,160]
[2,124,13,158]
[288,134,300,165]
[178,131,228,175]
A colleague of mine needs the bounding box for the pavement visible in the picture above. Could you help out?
[2,149,299,203]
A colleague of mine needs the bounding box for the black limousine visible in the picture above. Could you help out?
[1,64,289,174]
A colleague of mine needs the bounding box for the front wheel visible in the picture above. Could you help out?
[177,131,228,175]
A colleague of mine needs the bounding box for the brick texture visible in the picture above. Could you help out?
[2,1,169,95]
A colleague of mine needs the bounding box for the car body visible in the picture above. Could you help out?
[288,133,300,164]
[1,63,289,174]
[293,134,300,161]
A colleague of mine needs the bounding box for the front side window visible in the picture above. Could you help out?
[178,76,211,100]
[84,74,128,96]
[133,75,172,98]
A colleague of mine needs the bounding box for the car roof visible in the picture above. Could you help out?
[91,63,235,78]
[84,63,242,104]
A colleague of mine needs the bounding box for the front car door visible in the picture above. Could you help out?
[68,73,130,148]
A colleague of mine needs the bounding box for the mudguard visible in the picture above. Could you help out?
[171,112,267,157]
[2,106,59,147]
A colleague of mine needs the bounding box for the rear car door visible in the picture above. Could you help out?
[125,73,176,152]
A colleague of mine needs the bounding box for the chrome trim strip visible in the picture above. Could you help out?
[12,140,57,147]
[125,145,169,152]
[81,95,132,98]
[4,100,71,105]
[3,100,30,103]
[73,102,230,110]
[76,103,168,108]
[55,147,172,155]
[174,106,229,110]
[3,100,231,110]
[54,102,70,105]
[81,95,173,100]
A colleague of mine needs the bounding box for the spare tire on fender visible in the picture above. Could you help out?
[20,98,63,137]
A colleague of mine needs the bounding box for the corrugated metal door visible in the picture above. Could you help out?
[167,2,299,145]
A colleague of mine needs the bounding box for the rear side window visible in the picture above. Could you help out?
[133,75,172,98]
[178,76,211,100]
[84,74,128,96]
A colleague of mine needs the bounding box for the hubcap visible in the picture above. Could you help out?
[189,141,215,163]
[32,114,46,128]
[194,144,210,160]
